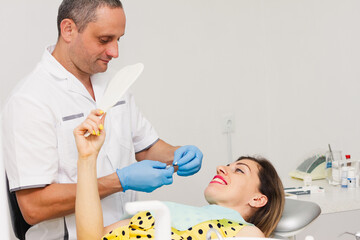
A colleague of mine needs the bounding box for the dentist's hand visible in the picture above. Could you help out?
[174,145,203,176]
[116,160,174,193]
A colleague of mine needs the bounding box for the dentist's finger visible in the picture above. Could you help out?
[177,166,200,176]
[175,151,196,167]
[150,160,167,169]
[163,176,173,185]
[163,167,174,185]
[164,166,174,177]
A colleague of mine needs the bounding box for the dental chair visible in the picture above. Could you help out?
[5,175,31,240]
[5,191,320,240]
[273,198,321,239]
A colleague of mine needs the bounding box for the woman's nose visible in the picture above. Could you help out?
[216,165,228,175]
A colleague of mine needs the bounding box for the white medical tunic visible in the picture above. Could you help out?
[2,46,159,240]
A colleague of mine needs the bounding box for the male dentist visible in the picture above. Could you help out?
[2,0,203,239]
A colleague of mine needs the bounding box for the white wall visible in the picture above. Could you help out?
[0,116,10,239]
[118,0,360,203]
[1,0,360,238]
[0,2,61,238]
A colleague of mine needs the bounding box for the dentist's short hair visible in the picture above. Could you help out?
[57,0,123,37]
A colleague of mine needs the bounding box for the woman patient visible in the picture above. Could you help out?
[74,110,285,240]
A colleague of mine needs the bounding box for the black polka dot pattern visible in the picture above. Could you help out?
[101,212,247,240]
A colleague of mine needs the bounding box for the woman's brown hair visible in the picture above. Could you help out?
[237,156,285,237]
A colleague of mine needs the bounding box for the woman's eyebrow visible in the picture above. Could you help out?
[235,162,251,172]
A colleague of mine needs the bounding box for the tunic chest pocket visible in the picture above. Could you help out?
[104,101,136,169]
[57,112,85,179]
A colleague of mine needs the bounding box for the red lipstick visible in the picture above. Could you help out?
[210,175,228,185]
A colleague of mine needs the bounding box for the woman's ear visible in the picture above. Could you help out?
[249,194,268,208]
[59,19,77,43]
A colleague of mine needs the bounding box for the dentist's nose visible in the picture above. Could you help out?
[106,41,119,59]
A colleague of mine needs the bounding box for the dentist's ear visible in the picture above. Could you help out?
[249,194,268,208]
[60,18,77,43]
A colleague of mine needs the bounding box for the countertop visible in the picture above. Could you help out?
[284,178,360,214]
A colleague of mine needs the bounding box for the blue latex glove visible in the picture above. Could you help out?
[174,145,203,176]
[116,160,174,193]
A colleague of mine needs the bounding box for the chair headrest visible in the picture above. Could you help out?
[274,199,321,233]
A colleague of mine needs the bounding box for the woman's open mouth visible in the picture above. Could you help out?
[210,175,228,185]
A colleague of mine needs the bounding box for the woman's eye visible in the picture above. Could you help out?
[235,168,244,173]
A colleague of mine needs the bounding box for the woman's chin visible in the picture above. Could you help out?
[204,186,218,204]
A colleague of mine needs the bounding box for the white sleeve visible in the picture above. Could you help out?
[2,94,59,191]
[128,93,159,153]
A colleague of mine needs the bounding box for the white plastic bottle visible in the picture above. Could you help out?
[355,161,360,188]
[341,166,348,188]
[304,174,312,187]
[347,167,356,188]
[325,154,333,184]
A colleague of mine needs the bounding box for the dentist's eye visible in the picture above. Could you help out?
[99,37,111,44]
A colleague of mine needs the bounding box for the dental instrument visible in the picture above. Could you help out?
[328,144,335,164]
[84,63,144,137]
[339,231,360,240]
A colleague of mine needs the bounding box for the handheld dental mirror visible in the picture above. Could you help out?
[84,63,144,137]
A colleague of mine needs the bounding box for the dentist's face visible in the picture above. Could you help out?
[204,159,262,210]
[69,6,126,75]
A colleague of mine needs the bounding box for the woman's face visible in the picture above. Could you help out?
[204,159,263,210]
